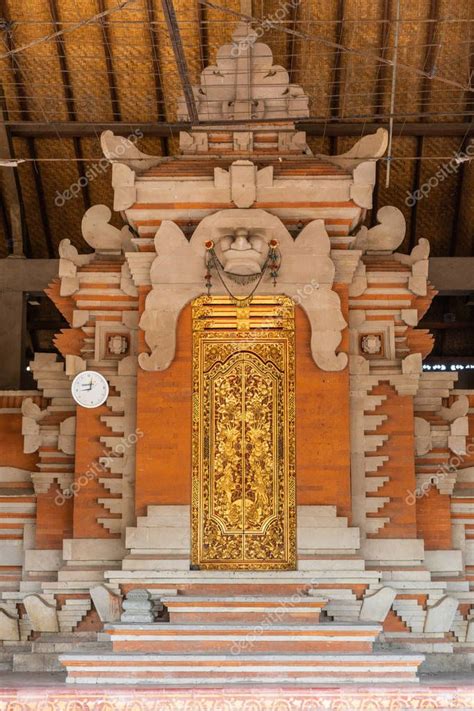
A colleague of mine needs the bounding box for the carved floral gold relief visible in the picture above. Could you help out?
[192,296,295,570]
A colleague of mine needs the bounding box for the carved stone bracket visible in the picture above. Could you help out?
[395,238,430,296]
[351,206,406,254]
[81,205,136,254]
[139,210,348,372]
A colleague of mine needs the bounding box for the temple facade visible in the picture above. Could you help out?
[0,24,473,684]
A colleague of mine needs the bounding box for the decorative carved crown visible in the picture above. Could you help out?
[177,22,309,122]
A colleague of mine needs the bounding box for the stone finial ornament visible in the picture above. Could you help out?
[81,205,136,253]
[100,130,161,173]
[59,238,92,266]
[317,128,388,171]
[177,22,309,122]
[395,237,430,266]
[351,206,406,254]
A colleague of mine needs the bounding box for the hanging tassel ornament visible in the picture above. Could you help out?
[268,239,281,286]
[204,240,214,294]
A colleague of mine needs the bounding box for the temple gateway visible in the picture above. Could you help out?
[0,21,473,688]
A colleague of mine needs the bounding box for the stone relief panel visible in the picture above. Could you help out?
[138,209,348,373]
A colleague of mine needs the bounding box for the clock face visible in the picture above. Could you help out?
[71,371,109,409]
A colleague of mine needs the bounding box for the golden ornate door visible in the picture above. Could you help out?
[192,296,296,570]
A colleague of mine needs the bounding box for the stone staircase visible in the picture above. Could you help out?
[61,593,424,685]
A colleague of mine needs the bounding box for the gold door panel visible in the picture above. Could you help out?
[192,296,296,570]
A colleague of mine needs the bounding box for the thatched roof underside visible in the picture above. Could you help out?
[0,0,472,260]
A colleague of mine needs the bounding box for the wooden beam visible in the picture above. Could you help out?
[5,120,474,138]
[97,0,122,122]
[197,0,209,71]
[329,0,346,121]
[372,0,391,120]
[144,0,169,155]
[0,13,31,256]
[160,0,199,124]
[419,0,440,120]
[286,0,299,85]
[26,138,55,258]
[408,135,423,251]
[449,36,474,257]
[47,0,90,212]
[0,91,23,256]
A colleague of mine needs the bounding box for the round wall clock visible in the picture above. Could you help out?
[71,370,109,409]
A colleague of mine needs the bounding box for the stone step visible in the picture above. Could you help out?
[60,652,424,685]
[160,595,327,624]
[104,623,382,655]
[13,651,64,672]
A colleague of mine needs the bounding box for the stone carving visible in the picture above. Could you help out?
[139,210,347,373]
[58,239,93,296]
[361,334,383,356]
[318,128,388,171]
[351,206,406,254]
[100,130,161,173]
[359,586,396,623]
[107,335,129,356]
[21,398,45,454]
[177,23,309,122]
[440,395,469,422]
[23,594,59,632]
[81,205,135,254]
[58,416,76,456]
[90,585,122,623]
[395,238,430,296]
[0,608,20,641]
[395,237,430,266]
[414,417,432,456]
[213,227,269,278]
[424,595,458,634]
[120,589,154,623]
[59,238,92,266]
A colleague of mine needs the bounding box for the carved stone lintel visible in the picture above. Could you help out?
[139,212,348,373]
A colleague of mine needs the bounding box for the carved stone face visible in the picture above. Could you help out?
[215,228,269,276]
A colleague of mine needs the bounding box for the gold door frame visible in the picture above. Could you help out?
[191,296,296,570]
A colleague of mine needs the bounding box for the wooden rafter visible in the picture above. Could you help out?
[97,0,122,122]
[48,0,90,212]
[197,0,209,71]
[160,0,199,124]
[5,120,474,138]
[144,0,169,155]
[0,14,32,256]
